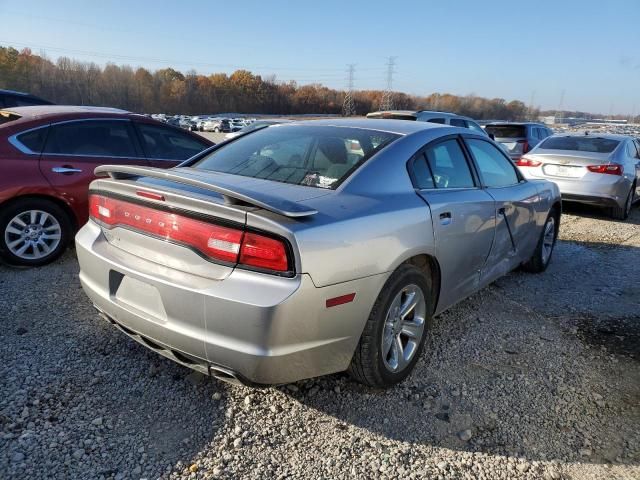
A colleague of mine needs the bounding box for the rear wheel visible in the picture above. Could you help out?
[348,264,432,388]
[0,198,72,267]
[522,210,557,273]
[611,186,634,220]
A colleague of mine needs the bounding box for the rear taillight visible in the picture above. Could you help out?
[89,194,291,273]
[516,158,542,167]
[517,139,530,154]
[587,164,623,176]
[239,232,289,272]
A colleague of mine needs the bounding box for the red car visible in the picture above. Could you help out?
[0,105,214,266]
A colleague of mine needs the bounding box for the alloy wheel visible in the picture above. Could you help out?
[4,210,62,260]
[381,284,426,373]
[541,216,555,265]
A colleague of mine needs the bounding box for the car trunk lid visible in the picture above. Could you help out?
[89,165,321,280]
[524,150,614,179]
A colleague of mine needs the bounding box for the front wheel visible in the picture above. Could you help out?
[522,211,557,273]
[0,199,72,267]
[348,264,432,388]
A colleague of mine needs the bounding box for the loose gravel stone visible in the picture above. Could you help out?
[0,204,639,480]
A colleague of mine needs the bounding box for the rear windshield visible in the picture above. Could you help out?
[193,125,400,189]
[539,136,620,153]
[485,125,526,138]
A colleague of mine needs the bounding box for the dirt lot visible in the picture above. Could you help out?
[1,204,638,479]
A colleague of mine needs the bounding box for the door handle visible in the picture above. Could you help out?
[439,212,452,225]
[52,166,83,174]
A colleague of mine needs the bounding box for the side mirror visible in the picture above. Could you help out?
[488,133,495,140]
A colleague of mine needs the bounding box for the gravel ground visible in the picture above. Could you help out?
[1,204,639,479]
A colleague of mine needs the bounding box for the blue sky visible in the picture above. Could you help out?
[1,0,639,114]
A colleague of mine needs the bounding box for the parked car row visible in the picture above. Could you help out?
[150,113,258,133]
[1,99,638,391]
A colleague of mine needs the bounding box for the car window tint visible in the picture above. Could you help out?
[539,136,619,153]
[424,139,474,189]
[412,154,435,189]
[450,118,467,127]
[16,127,49,153]
[466,138,519,187]
[137,123,208,160]
[485,125,526,138]
[44,120,138,157]
[427,118,446,124]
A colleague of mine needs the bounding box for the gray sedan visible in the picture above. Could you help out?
[518,134,640,219]
[76,120,561,388]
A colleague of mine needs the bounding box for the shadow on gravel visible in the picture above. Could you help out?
[288,239,640,468]
[562,201,640,226]
[0,252,228,479]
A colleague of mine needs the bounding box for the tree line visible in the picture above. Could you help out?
[0,45,625,122]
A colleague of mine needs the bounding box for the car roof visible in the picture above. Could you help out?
[0,105,129,119]
[0,89,34,96]
[367,109,471,119]
[277,118,448,135]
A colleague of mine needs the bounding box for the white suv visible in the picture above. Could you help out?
[367,110,488,136]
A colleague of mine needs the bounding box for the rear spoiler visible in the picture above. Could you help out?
[94,165,318,218]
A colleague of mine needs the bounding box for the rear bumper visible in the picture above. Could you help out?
[520,170,630,208]
[76,221,386,385]
[560,193,620,207]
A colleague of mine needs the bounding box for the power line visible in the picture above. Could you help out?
[379,56,397,111]
[0,39,355,73]
[342,64,356,117]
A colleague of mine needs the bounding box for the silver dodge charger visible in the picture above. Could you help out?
[76,119,561,388]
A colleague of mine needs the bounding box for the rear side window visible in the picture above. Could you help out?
[539,136,620,153]
[15,127,49,153]
[193,125,399,189]
[424,139,475,188]
[450,118,467,127]
[137,123,209,160]
[427,118,446,124]
[485,125,526,138]
[411,155,435,189]
[466,138,519,187]
[466,121,485,134]
[43,120,139,157]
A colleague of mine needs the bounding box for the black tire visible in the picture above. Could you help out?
[522,209,558,273]
[611,186,634,220]
[0,198,72,267]
[348,264,433,388]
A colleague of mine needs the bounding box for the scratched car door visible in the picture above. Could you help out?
[414,136,496,311]
[463,136,539,284]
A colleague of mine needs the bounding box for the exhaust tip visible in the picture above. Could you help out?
[209,366,243,386]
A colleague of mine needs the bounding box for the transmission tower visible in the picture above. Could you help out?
[342,64,356,117]
[379,56,397,111]
[557,89,565,124]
